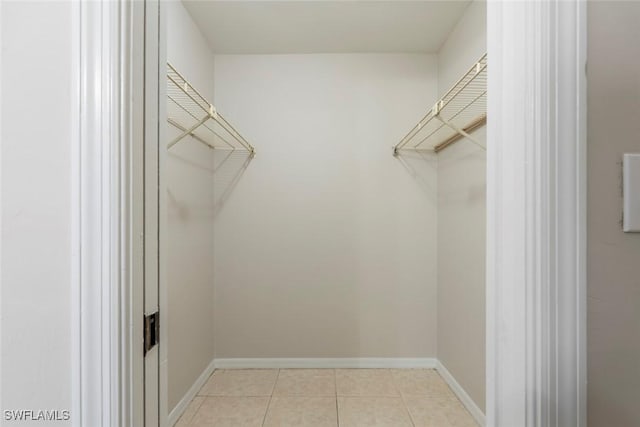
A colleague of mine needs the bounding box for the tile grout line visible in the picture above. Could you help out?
[433,370,479,426]
[261,368,280,427]
[189,367,475,426]
[185,397,206,427]
[334,369,340,427]
[390,368,417,427]
[195,369,216,398]
[185,370,217,426]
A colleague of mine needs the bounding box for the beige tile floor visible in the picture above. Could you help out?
[175,368,479,427]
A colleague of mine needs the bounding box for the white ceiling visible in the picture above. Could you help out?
[182,1,472,54]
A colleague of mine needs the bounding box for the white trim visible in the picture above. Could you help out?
[70,0,81,423]
[158,2,169,426]
[130,2,147,426]
[212,358,437,369]
[74,1,142,426]
[576,2,588,424]
[436,361,486,427]
[75,1,119,425]
[167,359,216,427]
[486,1,587,426]
[0,0,4,418]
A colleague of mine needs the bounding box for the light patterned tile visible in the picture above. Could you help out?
[402,396,452,427]
[445,405,479,427]
[335,369,399,397]
[189,397,269,427]
[174,396,205,427]
[404,396,479,427]
[273,369,336,397]
[198,369,278,396]
[390,369,456,398]
[337,397,413,427]
[263,397,338,427]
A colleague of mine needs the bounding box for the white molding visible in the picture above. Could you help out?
[74,1,119,426]
[167,359,216,427]
[130,2,147,426]
[436,361,485,427]
[158,1,169,425]
[73,1,142,426]
[0,0,3,417]
[486,1,587,426]
[70,0,81,424]
[213,358,437,369]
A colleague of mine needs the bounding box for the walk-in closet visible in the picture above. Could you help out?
[164,1,487,426]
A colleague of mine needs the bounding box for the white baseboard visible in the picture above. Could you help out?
[168,359,216,427]
[436,360,486,427]
[213,357,437,369]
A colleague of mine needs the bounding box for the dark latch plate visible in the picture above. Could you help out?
[144,311,159,355]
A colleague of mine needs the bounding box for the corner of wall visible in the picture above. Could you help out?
[166,0,218,413]
[433,0,487,414]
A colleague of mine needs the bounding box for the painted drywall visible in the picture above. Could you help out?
[437,1,487,93]
[436,0,487,413]
[183,0,470,54]
[166,0,216,412]
[587,3,640,426]
[212,54,439,358]
[1,1,73,425]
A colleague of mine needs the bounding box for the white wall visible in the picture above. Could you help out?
[437,1,487,93]
[1,1,73,425]
[436,0,487,412]
[212,54,439,358]
[166,0,216,412]
[587,3,640,425]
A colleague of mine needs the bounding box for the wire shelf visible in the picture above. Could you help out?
[393,53,487,155]
[167,62,255,153]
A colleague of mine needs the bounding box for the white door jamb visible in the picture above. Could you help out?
[72,1,146,426]
[486,1,587,426]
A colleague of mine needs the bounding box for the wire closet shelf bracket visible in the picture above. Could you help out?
[393,53,487,156]
[166,62,255,154]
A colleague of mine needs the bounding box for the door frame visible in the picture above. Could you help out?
[72,1,151,426]
[73,0,588,426]
[486,1,587,426]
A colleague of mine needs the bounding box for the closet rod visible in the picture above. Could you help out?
[433,114,486,153]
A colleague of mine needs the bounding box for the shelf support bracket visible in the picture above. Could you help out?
[167,114,210,149]
[433,114,486,151]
